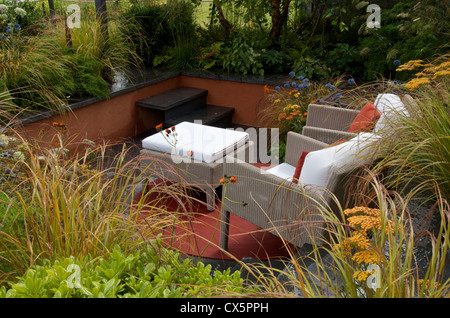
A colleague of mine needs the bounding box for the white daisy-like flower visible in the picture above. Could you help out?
[13,151,25,161]
[0,134,9,147]
[14,7,26,17]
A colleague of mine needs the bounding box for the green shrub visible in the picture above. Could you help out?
[66,53,110,99]
[121,0,169,66]
[326,43,362,77]
[220,35,264,76]
[0,0,42,36]
[0,244,254,298]
[356,1,450,80]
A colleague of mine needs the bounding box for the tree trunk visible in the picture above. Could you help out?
[95,0,108,39]
[48,0,55,17]
[269,0,291,39]
[213,0,233,32]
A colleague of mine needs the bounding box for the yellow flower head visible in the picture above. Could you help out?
[352,249,380,265]
[396,59,426,71]
[353,270,375,282]
[433,69,450,79]
[405,77,431,91]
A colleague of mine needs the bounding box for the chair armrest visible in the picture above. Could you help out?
[222,161,328,247]
[306,104,359,131]
[302,126,357,145]
[284,131,328,167]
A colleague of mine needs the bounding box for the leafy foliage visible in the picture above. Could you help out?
[0,244,254,298]
[65,53,110,99]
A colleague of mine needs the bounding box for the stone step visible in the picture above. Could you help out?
[136,86,208,120]
[164,104,234,128]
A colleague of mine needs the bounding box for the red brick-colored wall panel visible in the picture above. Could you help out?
[18,77,180,145]
[179,76,265,127]
[18,76,267,155]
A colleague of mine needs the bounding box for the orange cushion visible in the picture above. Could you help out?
[292,151,310,184]
[347,103,381,133]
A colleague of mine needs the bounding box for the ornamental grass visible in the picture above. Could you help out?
[368,54,450,203]
[0,108,198,286]
[241,173,449,298]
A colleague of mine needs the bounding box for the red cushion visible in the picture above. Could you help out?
[347,103,381,133]
[292,151,310,184]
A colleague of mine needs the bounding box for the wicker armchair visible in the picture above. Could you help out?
[301,103,359,144]
[219,131,377,250]
[302,94,416,144]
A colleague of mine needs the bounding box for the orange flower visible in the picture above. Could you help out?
[155,123,163,131]
[229,176,237,183]
[278,113,287,120]
[53,141,60,147]
[264,84,270,94]
[219,178,226,185]
[187,150,193,157]
[53,122,67,133]
[286,115,293,120]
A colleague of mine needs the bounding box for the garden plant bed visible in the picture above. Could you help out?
[0,0,449,300]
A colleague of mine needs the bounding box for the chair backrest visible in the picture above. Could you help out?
[306,104,360,131]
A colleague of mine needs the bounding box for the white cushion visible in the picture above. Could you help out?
[266,163,296,181]
[142,121,249,163]
[373,93,408,133]
[299,132,380,189]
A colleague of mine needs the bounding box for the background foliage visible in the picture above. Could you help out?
[135,0,449,80]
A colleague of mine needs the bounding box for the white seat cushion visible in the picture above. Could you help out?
[299,132,380,189]
[266,163,296,181]
[373,93,409,134]
[142,121,249,163]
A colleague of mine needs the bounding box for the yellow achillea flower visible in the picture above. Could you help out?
[352,249,380,264]
[433,69,450,79]
[335,206,394,283]
[347,231,371,250]
[405,77,431,90]
[396,59,426,71]
[353,269,376,282]
[344,206,380,217]
[398,57,450,91]
[344,206,394,233]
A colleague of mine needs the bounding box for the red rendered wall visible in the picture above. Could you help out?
[18,76,266,150]
[18,77,180,146]
[179,76,266,127]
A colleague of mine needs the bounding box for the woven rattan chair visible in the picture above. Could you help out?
[301,103,359,144]
[302,94,415,144]
[219,131,378,250]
